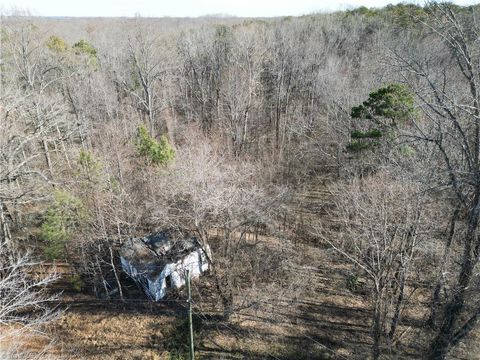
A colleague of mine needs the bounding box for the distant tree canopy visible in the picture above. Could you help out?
[344,3,475,19]
[136,125,175,165]
[348,84,416,152]
[46,37,99,67]
[344,3,427,21]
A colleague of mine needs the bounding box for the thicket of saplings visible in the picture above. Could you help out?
[1,2,480,359]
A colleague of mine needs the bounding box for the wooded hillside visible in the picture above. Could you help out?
[1,3,480,359]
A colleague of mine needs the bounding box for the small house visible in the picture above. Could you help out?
[119,231,209,301]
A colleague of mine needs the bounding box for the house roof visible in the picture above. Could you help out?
[120,230,200,279]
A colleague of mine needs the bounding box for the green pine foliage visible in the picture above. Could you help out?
[347,6,379,17]
[346,140,379,152]
[72,39,97,57]
[69,274,85,292]
[348,83,416,152]
[46,35,68,52]
[72,39,99,68]
[41,190,86,260]
[78,149,102,177]
[344,3,428,26]
[350,83,415,125]
[346,273,359,292]
[136,125,175,165]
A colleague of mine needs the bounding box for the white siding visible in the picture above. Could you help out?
[120,246,210,301]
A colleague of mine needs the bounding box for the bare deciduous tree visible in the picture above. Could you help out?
[0,242,59,357]
[316,172,432,359]
[391,3,480,358]
[141,131,287,317]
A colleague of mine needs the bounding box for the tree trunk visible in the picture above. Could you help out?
[109,246,124,301]
[0,200,12,247]
[451,308,480,348]
[427,201,480,359]
[56,124,72,169]
[372,300,382,360]
[147,89,155,136]
[209,260,233,320]
[427,261,474,359]
[389,271,406,340]
[41,138,53,176]
[427,208,459,329]
[372,290,383,360]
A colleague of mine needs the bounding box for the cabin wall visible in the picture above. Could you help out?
[120,256,157,299]
[120,246,210,301]
[148,276,166,300]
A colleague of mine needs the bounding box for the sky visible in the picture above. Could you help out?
[1,0,479,18]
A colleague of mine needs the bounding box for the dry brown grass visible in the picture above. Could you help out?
[0,326,59,360]
[14,233,479,360]
[47,308,178,359]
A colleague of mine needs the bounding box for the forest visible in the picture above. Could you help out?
[1,2,480,359]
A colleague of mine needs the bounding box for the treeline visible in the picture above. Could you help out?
[1,2,480,359]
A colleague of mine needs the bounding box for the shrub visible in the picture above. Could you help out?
[72,39,99,68]
[346,140,378,152]
[72,39,97,57]
[346,273,359,292]
[69,274,85,292]
[41,190,85,260]
[136,125,175,165]
[46,35,68,52]
[78,149,102,179]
